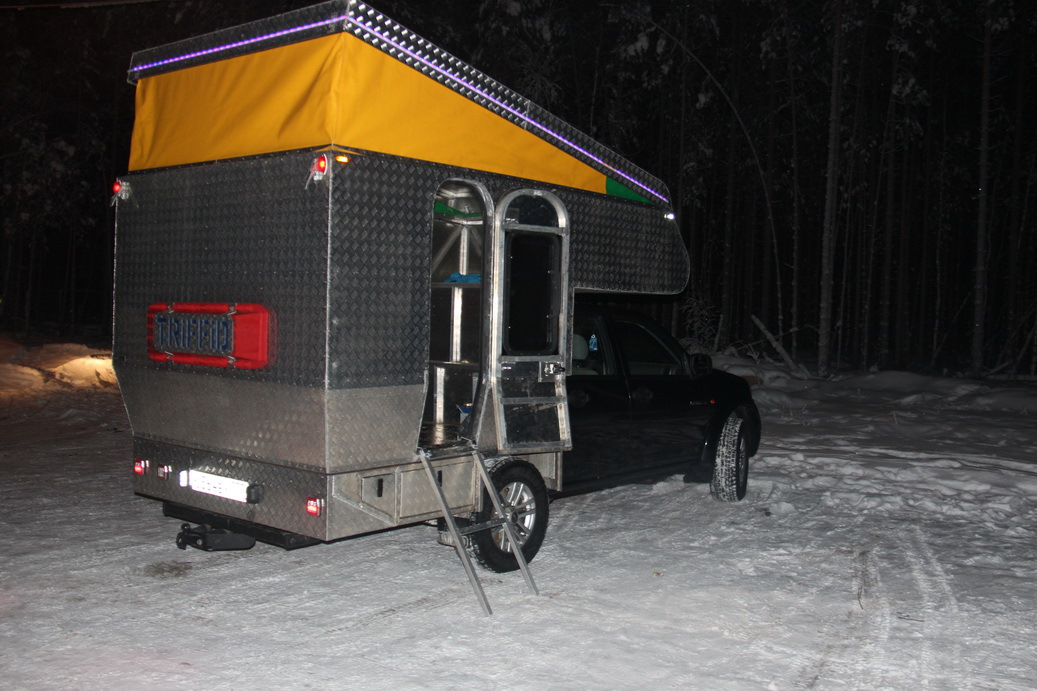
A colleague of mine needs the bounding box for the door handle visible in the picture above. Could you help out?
[632,387,653,404]
[569,389,590,408]
[540,361,566,379]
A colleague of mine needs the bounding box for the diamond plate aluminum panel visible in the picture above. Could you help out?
[325,385,425,471]
[121,372,327,468]
[113,152,329,386]
[322,154,436,468]
[114,152,331,468]
[327,154,436,391]
[564,192,690,295]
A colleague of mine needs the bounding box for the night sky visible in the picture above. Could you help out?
[2,0,1034,375]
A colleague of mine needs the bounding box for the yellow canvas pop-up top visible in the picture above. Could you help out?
[128,1,669,207]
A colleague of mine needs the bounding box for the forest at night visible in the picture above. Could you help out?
[2,0,1034,376]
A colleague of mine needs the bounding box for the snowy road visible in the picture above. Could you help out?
[2,344,1036,689]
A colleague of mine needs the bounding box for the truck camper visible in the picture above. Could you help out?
[112,1,759,610]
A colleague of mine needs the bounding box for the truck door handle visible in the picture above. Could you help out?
[632,387,653,403]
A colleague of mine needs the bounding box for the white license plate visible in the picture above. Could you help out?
[184,470,250,503]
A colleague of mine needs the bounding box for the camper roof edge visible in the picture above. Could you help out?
[127,1,671,206]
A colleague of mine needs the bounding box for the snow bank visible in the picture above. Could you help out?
[0,334,116,396]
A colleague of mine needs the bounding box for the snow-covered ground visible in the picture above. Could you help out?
[2,336,1036,689]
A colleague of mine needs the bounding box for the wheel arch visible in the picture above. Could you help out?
[697,396,761,469]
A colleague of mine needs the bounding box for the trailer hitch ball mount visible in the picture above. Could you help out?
[176,523,257,551]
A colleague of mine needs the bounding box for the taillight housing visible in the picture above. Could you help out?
[133,458,150,475]
[111,179,132,205]
[307,154,330,185]
[313,154,328,175]
[304,152,349,188]
[305,497,324,516]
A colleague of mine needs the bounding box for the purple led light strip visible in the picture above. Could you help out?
[132,8,668,203]
[132,14,351,73]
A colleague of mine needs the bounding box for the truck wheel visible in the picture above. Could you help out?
[710,415,748,502]
[469,459,549,573]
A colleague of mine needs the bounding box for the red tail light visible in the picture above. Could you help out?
[111,178,131,204]
[133,458,149,475]
[305,497,324,516]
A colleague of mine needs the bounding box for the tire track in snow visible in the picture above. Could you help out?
[902,524,963,685]
[792,543,892,689]
[782,512,891,690]
[848,547,892,688]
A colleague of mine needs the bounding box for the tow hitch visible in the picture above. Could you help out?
[175,523,256,551]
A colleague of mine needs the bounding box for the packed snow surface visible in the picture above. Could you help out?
[2,336,1036,689]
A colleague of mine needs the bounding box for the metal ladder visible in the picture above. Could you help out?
[419,448,539,615]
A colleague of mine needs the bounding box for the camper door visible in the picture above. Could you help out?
[487,190,572,454]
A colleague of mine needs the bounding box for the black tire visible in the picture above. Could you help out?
[710,415,748,502]
[468,459,549,573]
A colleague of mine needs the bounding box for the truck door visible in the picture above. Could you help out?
[611,314,713,468]
[484,190,571,454]
[563,311,637,487]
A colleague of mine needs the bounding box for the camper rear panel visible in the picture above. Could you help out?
[114,152,331,469]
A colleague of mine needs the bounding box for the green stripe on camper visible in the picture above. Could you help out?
[606,177,651,204]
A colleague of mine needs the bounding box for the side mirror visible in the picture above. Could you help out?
[687,353,713,377]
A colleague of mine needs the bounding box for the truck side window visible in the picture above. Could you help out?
[613,319,682,376]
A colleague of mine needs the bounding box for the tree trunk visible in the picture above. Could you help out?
[1001,43,1027,369]
[783,6,802,360]
[929,77,951,369]
[818,0,845,376]
[877,48,900,368]
[971,16,992,375]
[895,140,911,365]
[762,58,777,333]
[720,113,738,347]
